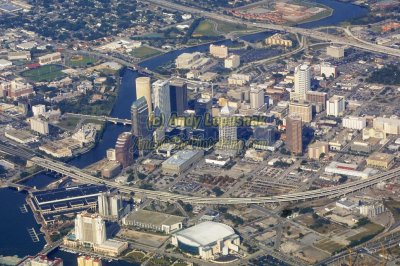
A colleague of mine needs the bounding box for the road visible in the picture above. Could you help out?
[63,113,132,125]
[21,154,400,205]
[144,0,400,58]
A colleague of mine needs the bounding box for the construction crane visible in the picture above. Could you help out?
[380,243,388,266]
[347,248,353,266]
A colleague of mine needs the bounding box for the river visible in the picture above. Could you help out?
[0,0,368,264]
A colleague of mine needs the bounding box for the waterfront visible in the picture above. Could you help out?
[0,0,369,263]
[0,188,45,257]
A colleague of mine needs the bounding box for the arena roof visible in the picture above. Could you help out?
[174,221,237,247]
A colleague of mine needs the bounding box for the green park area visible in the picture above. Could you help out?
[66,55,96,68]
[21,64,66,82]
[347,222,384,246]
[193,19,252,37]
[130,46,162,59]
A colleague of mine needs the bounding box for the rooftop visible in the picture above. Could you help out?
[162,150,203,166]
[174,221,237,247]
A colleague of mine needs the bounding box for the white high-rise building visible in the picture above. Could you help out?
[343,116,367,130]
[218,104,237,143]
[98,192,123,219]
[326,95,345,117]
[32,104,46,117]
[291,64,311,100]
[74,213,106,246]
[250,86,265,110]
[152,79,171,124]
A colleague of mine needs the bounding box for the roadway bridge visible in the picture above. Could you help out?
[64,113,132,126]
[29,156,400,205]
[144,0,400,58]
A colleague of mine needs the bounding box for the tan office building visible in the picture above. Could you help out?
[286,115,303,155]
[308,141,329,160]
[366,152,395,169]
[289,101,312,123]
[135,77,152,114]
[209,44,228,58]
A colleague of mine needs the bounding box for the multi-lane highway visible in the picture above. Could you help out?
[28,155,400,205]
[144,0,400,58]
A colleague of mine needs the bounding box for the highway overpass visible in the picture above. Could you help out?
[29,156,400,205]
[64,113,132,125]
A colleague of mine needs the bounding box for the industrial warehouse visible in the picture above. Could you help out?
[30,184,109,224]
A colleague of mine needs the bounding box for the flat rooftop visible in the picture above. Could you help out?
[125,209,185,226]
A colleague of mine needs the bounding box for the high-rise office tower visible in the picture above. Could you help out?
[135,77,152,115]
[218,104,237,143]
[291,64,311,101]
[194,98,212,128]
[98,192,123,219]
[169,79,188,116]
[326,95,345,117]
[152,79,171,125]
[115,132,134,168]
[286,115,303,155]
[250,86,265,109]
[131,96,151,138]
[254,125,276,146]
[74,212,106,246]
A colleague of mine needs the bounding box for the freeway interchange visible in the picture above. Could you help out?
[144,0,400,58]
[29,155,400,205]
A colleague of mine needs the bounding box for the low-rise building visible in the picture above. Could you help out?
[244,149,268,162]
[175,52,210,69]
[366,152,395,169]
[308,141,329,160]
[224,54,240,69]
[5,129,38,144]
[320,62,337,78]
[205,155,231,167]
[360,203,385,218]
[373,116,400,135]
[326,45,345,58]
[209,44,228,58]
[343,116,367,130]
[362,127,386,140]
[162,150,204,175]
[8,51,31,61]
[325,161,373,179]
[265,33,292,47]
[93,240,128,257]
[227,74,251,86]
[38,52,62,65]
[122,209,185,234]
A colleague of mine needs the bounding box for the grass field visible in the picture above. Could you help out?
[348,223,384,242]
[130,46,162,59]
[315,239,345,254]
[216,20,249,34]
[66,55,96,68]
[21,64,65,82]
[193,20,220,37]
[56,117,80,131]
